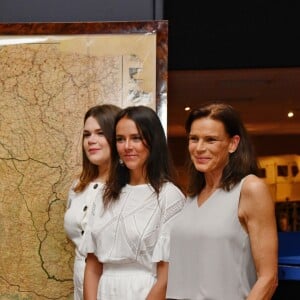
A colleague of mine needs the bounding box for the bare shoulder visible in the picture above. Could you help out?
[239,174,274,218]
[242,174,269,196]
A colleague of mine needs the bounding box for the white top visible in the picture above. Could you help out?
[81,182,185,275]
[167,179,257,300]
[64,180,104,300]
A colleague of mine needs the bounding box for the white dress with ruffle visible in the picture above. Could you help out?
[81,182,185,300]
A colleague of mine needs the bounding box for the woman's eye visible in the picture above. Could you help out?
[132,135,142,141]
[116,137,124,143]
[189,136,198,142]
[207,137,217,143]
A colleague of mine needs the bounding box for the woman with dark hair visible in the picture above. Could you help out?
[167,102,278,300]
[64,104,121,300]
[82,105,185,300]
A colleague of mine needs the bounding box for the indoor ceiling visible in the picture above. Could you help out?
[164,3,300,138]
[167,67,300,137]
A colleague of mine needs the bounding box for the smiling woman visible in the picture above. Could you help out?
[167,102,278,300]
[64,104,121,300]
[115,117,150,184]
[83,117,111,174]
[80,105,186,300]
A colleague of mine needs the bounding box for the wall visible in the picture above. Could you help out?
[0,0,163,22]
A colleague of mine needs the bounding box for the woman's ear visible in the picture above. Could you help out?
[229,135,240,153]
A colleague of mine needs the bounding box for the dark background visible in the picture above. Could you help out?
[164,1,300,70]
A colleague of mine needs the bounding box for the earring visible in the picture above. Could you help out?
[119,158,124,166]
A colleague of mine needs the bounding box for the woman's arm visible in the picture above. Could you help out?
[146,261,168,300]
[239,175,278,300]
[83,253,103,300]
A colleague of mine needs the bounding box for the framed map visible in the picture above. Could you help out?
[0,22,167,299]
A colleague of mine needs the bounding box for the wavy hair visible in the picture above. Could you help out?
[103,105,179,207]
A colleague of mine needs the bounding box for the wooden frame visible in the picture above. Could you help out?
[0,21,168,299]
[0,21,168,128]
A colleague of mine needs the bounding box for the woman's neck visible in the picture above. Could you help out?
[204,171,222,190]
[129,170,148,185]
[95,164,109,183]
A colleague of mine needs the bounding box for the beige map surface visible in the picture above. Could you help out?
[0,34,156,299]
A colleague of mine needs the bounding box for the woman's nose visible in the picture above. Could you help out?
[124,139,132,149]
[196,140,206,151]
[88,134,97,144]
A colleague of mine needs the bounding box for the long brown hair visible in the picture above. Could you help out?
[74,104,121,192]
[185,102,259,197]
[103,106,179,208]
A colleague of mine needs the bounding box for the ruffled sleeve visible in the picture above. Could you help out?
[152,234,170,262]
[78,224,96,257]
[78,188,104,257]
[152,183,186,262]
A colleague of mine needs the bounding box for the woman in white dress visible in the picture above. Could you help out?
[82,105,186,300]
[64,104,121,300]
[166,102,278,300]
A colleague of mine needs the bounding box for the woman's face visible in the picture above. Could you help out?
[188,117,239,174]
[116,117,149,178]
[83,116,111,167]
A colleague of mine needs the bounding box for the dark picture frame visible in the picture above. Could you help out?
[0,21,168,128]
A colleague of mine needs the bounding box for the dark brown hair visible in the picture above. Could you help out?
[74,104,121,192]
[103,105,179,207]
[185,102,259,197]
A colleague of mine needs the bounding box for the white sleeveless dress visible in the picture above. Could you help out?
[167,178,257,300]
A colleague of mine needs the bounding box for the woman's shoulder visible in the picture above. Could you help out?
[158,183,186,219]
[68,178,96,197]
[241,174,268,194]
[240,174,274,212]
[162,181,185,195]
[160,182,186,205]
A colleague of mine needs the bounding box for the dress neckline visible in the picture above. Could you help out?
[196,188,220,208]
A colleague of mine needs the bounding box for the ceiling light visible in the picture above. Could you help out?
[287,111,294,118]
[184,106,191,111]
